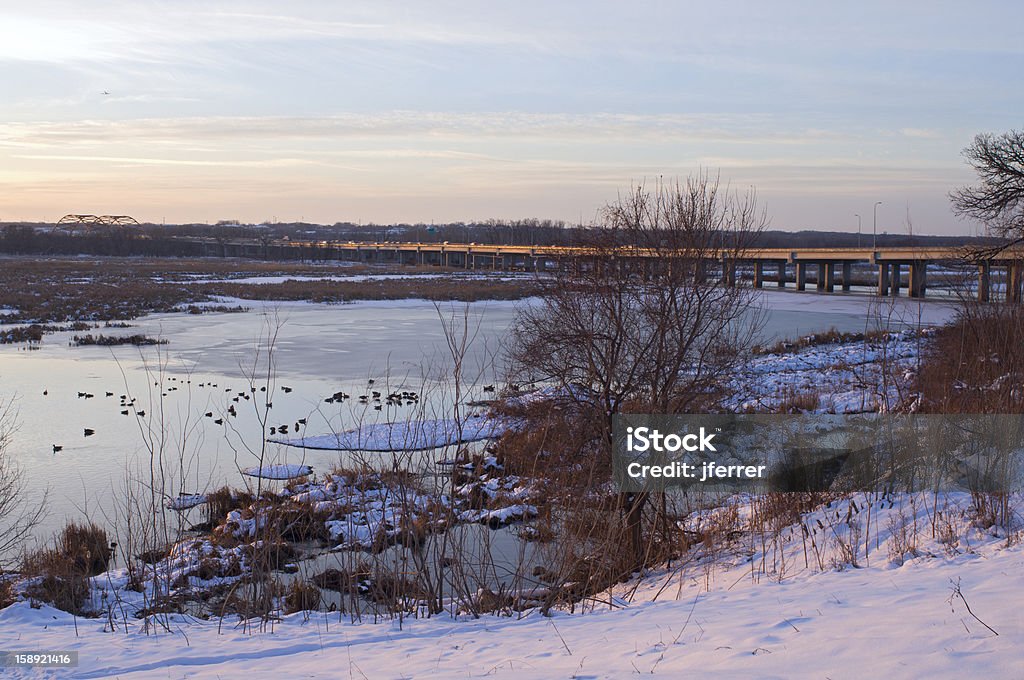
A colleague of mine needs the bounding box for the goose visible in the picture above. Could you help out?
[282,386,293,393]
[43,390,48,396]
[120,409,129,415]
[270,427,277,435]
[52,444,62,452]
[136,410,146,417]
[83,428,95,437]
[214,418,223,425]
[205,412,213,418]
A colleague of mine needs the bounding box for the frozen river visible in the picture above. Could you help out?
[0,289,956,542]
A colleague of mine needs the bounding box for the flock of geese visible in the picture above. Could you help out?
[45,376,424,453]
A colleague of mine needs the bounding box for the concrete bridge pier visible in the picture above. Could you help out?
[1009,263,1024,303]
[815,263,827,291]
[721,258,737,287]
[891,263,902,296]
[824,263,836,292]
[796,262,808,291]
[777,260,787,287]
[753,261,764,288]
[909,262,928,298]
[877,263,890,296]
[978,262,991,302]
[841,262,852,291]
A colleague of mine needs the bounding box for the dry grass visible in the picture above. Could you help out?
[916,303,1024,413]
[753,327,891,355]
[20,522,111,615]
[0,578,14,609]
[283,580,321,614]
[0,256,536,340]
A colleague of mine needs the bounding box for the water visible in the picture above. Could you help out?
[0,290,955,542]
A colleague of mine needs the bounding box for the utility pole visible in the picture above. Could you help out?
[872,201,882,249]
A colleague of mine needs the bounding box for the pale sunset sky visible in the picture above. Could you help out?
[1,1,1021,233]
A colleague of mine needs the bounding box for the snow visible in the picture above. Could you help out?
[273,416,515,452]
[164,493,207,510]
[2,491,1022,678]
[241,464,313,480]
[726,330,926,413]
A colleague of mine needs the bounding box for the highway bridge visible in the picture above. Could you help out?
[178,238,1024,303]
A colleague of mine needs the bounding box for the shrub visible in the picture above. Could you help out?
[283,580,321,614]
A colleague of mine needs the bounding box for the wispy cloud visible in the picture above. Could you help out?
[0,112,851,149]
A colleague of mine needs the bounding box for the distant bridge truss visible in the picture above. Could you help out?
[54,214,140,233]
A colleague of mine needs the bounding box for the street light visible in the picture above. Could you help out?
[872,201,882,249]
[855,213,862,248]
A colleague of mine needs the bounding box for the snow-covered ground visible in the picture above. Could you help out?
[726,330,926,413]
[2,491,1021,679]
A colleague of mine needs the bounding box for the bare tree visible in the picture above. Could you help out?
[507,172,767,569]
[951,130,1024,243]
[0,398,46,569]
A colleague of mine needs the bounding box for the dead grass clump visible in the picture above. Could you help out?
[245,540,300,574]
[887,509,919,565]
[754,328,891,355]
[137,545,171,564]
[55,522,112,577]
[0,578,15,609]
[205,487,255,528]
[917,303,1024,413]
[750,493,830,532]
[970,490,1014,531]
[312,567,366,593]
[492,409,605,487]
[283,580,321,614]
[24,573,91,614]
[270,503,332,544]
[19,522,112,615]
[772,387,821,414]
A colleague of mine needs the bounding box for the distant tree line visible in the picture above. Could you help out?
[0,219,1000,259]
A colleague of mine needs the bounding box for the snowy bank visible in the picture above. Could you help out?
[2,491,1022,679]
[272,416,515,452]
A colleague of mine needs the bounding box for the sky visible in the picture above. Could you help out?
[0,1,1021,234]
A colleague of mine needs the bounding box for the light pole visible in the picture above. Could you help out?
[872,201,882,249]
[855,213,862,248]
